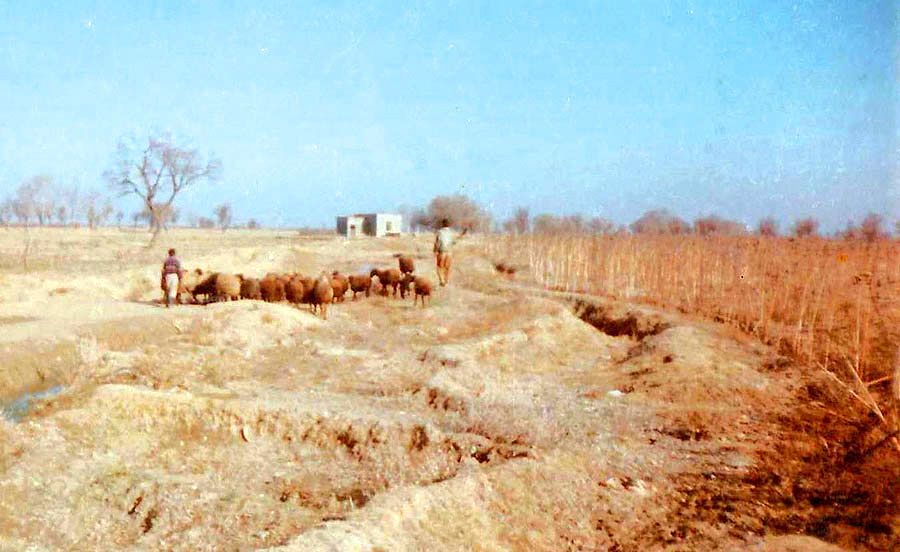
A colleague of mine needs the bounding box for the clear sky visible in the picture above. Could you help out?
[0,1,897,231]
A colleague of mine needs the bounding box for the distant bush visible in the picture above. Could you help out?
[792,217,819,238]
[693,215,747,236]
[631,209,690,235]
[414,194,492,232]
[756,217,779,237]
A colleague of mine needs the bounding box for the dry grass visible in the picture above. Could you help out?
[2,227,895,550]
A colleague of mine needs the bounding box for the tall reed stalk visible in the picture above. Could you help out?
[484,233,900,448]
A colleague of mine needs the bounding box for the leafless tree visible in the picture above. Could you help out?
[247,218,260,229]
[144,203,177,230]
[419,194,491,231]
[792,217,819,238]
[860,213,885,243]
[693,215,747,236]
[0,199,12,228]
[756,216,778,237]
[83,192,114,230]
[631,209,690,235]
[215,202,232,231]
[105,133,221,244]
[21,175,56,226]
[55,205,68,226]
[197,216,215,229]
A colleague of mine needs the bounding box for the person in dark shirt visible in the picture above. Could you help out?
[161,248,182,307]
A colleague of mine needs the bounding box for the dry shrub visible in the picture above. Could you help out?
[126,274,155,301]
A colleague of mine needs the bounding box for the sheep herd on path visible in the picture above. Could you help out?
[160,254,433,320]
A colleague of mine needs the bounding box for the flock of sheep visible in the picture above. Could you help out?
[163,255,433,320]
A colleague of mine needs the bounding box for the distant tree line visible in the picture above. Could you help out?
[0,175,116,230]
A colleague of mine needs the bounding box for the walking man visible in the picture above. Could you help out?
[161,248,182,308]
[433,219,466,286]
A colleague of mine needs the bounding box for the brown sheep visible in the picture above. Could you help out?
[284,276,306,307]
[239,276,262,300]
[299,276,316,306]
[397,255,415,275]
[214,273,241,302]
[259,275,285,302]
[310,272,334,319]
[399,272,414,299]
[348,274,371,300]
[187,272,218,304]
[331,271,349,302]
[411,276,433,307]
[370,268,402,297]
[494,262,517,279]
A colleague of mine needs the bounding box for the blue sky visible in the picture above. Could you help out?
[0,1,896,231]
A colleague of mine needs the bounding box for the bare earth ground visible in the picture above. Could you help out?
[0,228,895,551]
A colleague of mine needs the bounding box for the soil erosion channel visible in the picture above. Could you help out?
[0,234,883,551]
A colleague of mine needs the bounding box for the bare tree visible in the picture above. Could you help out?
[197,216,215,229]
[115,210,124,228]
[19,175,56,226]
[839,220,861,240]
[693,215,747,236]
[139,203,178,231]
[860,213,885,243]
[0,199,12,228]
[55,205,68,226]
[105,133,221,244]
[83,192,113,230]
[420,194,491,231]
[11,180,41,227]
[631,209,689,235]
[792,217,819,238]
[247,218,260,229]
[756,216,778,237]
[215,202,232,231]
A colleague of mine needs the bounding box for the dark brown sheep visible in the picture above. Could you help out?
[370,268,402,297]
[411,276,433,307]
[399,272,414,299]
[331,271,349,302]
[310,272,334,319]
[239,277,262,300]
[188,272,218,304]
[284,276,306,307]
[494,262,518,279]
[259,275,285,302]
[299,276,316,306]
[397,255,415,275]
[348,274,372,300]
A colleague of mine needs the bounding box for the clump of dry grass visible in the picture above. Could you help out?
[484,234,900,452]
[126,274,155,302]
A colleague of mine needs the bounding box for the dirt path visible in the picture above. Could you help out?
[0,234,892,551]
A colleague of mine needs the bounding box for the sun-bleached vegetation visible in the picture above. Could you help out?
[484,226,900,453]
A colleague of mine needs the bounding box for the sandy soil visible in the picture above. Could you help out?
[0,228,894,551]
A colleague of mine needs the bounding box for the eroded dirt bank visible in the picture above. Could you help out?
[0,231,895,551]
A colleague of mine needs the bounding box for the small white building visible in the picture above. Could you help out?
[336,213,402,238]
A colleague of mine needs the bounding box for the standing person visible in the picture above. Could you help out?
[433,219,467,286]
[161,248,182,308]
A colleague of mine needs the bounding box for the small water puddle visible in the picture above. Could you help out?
[1,385,65,422]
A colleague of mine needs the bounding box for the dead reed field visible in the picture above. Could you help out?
[485,234,900,448]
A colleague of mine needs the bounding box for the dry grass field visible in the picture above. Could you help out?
[0,227,896,551]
